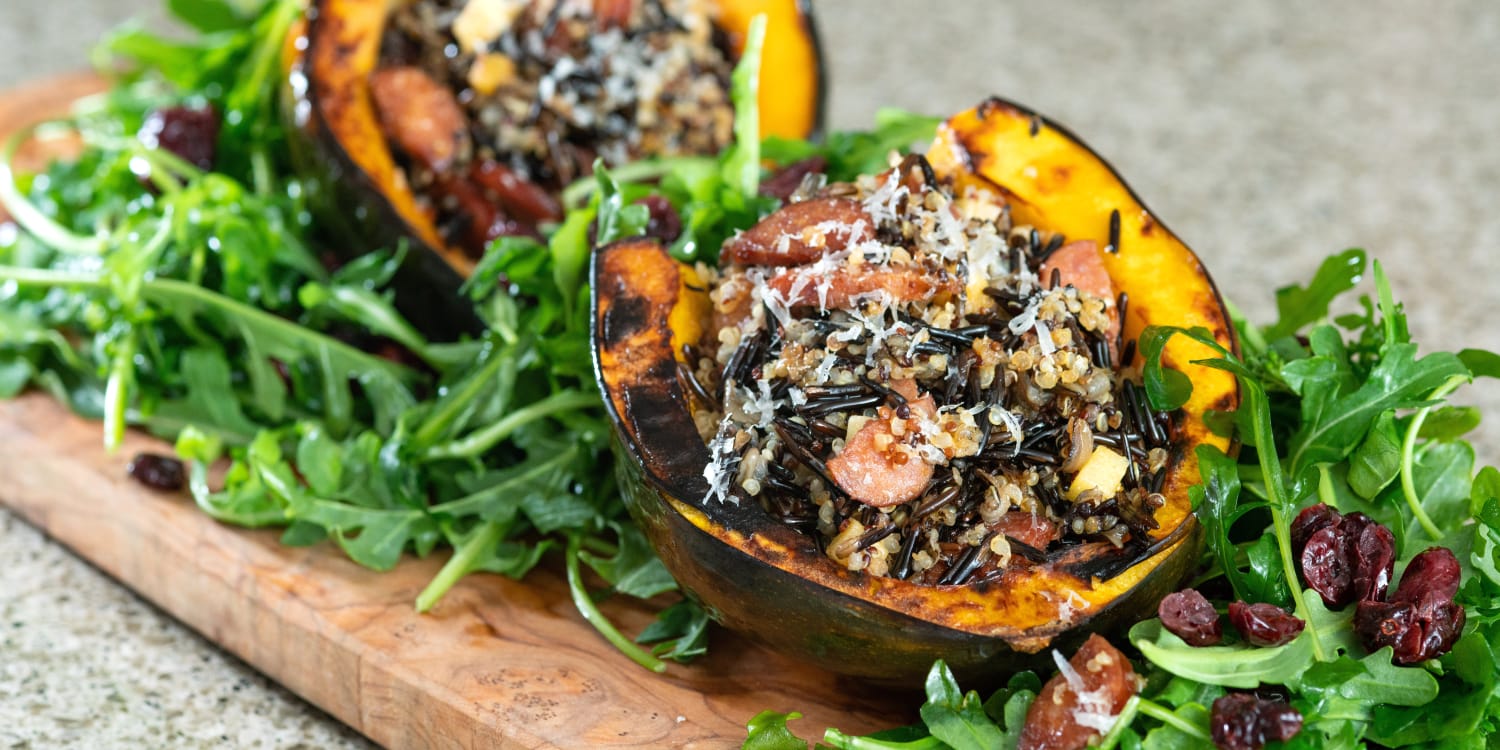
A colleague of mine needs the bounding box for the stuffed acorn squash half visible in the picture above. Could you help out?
[592,98,1238,681]
[285,0,823,334]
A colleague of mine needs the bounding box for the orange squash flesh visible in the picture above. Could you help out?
[283,0,825,299]
[593,98,1239,681]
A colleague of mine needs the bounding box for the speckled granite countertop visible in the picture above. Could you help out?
[2,1,1498,747]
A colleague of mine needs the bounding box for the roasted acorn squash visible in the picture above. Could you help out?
[283,0,824,336]
[591,97,1239,680]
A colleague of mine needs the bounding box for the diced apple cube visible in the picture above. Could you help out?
[1067,445,1129,500]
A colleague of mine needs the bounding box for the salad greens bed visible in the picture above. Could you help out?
[2,1,1497,747]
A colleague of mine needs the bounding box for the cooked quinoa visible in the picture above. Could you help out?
[687,154,1175,586]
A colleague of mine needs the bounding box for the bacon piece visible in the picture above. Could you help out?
[470,159,563,225]
[766,265,959,310]
[1019,635,1139,750]
[721,197,874,266]
[369,66,471,174]
[993,511,1058,551]
[827,380,935,508]
[1040,240,1120,352]
[593,0,633,28]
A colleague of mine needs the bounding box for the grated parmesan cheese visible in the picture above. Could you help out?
[1008,296,1042,336]
[987,404,1025,454]
[1050,649,1119,733]
[702,416,739,505]
[1035,320,1056,356]
[861,168,909,225]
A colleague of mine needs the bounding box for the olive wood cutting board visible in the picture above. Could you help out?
[0,75,912,749]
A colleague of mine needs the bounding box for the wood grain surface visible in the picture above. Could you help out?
[0,78,916,748]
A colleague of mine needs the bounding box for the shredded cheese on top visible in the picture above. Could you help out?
[702,416,739,505]
[1050,649,1119,733]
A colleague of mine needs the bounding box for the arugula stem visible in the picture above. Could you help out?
[0,266,415,383]
[1136,697,1211,741]
[579,536,618,557]
[410,344,510,449]
[1095,695,1142,749]
[1401,375,1468,539]
[564,535,666,673]
[425,389,599,460]
[821,730,944,750]
[416,519,510,613]
[103,333,136,452]
[325,285,433,364]
[426,447,575,517]
[1244,374,1325,659]
[0,123,108,255]
[560,156,715,207]
[1227,299,1270,354]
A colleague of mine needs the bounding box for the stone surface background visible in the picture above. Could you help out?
[2,1,1498,747]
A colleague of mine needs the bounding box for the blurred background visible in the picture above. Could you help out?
[2,0,1498,746]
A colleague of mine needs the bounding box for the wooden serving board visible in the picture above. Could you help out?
[0,77,914,748]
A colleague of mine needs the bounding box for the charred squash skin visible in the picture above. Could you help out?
[283,0,826,337]
[592,98,1239,681]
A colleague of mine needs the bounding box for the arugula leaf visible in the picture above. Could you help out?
[1284,341,1467,476]
[579,523,679,600]
[167,0,252,33]
[743,711,811,750]
[1191,444,1289,605]
[919,660,1009,750]
[1367,628,1499,745]
[1346,409,1402,499]
[1459,348,1500,379]
[1264,248,1366,341]
[591,166,650,247]
[1243,535,1294,607]
[1293,645,1440,745]
[636,599,711,663]
[721,14,766,199]
[763,109,945,183]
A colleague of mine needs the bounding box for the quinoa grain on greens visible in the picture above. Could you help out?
[694,153,1174,585]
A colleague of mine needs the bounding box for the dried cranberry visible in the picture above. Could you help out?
[637,195,682,243]
[1354,547,1466,664]
[1393,547,1463,606]
[1348,518,1395,603]
[1296,507,1395,608]
[1159,589,1222,646]
[138,105,219,171]
[1302,526,1354,607]
[1210,693,1303,750]
[1355,598,1464,665]
[1228,601,1304,647]
[470,159,562,225]
[127,452,186,492]
[432,176,532,255]
[759,156,828,201]
[1290,503,1341,559]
